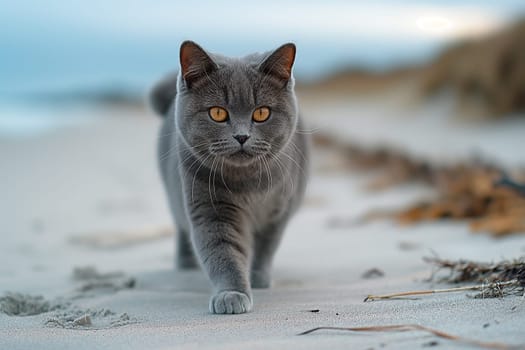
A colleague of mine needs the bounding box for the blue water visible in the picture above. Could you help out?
[2,1,524,96]
[0,1,524,136]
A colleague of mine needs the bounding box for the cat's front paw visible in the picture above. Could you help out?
[209,291,252,314]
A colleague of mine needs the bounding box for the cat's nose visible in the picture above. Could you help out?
[233,134,250,145]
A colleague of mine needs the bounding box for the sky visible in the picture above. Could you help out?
[1,0,524,96]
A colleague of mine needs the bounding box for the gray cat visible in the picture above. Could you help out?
[150,41,309,314]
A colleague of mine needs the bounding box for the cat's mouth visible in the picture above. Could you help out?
[225,149,258,165]
[230,149,252,158]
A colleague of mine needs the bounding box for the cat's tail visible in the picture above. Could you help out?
[149,73,178,117]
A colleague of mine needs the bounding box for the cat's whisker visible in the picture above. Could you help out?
[213,157,220,203]
[158,143,178,163]
[165,140,209,164]
[208,156,218,213]
[208,139,236,156]
[191,153,213,204]
[268,151,292,197]
[270,150,295,196]
[178,149,199,167]
[177,142,211,174]
[278,154,294,196]
[277,148,305,175]
[220,158,233,195]
[213,156,220,199]
[178,152,198,175]
[179,156,201,183]
[176,143,211,176]
[157,129,179,140]
[261,156,272,200]
[256,156,263,190]
[160,142,203,164]
[259,156,267,198]
[295,127,320,135]
[289,140,307,163]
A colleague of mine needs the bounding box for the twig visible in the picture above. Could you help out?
[364,280,519,302]
[298,324,521,350]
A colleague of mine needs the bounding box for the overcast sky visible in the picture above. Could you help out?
[1,0,524,94]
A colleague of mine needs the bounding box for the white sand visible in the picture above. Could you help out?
[1,97,524,349]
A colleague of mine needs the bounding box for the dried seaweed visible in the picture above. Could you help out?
[396,167,525,236]
[364,280,520,302]
[425,256,525,298]
[298,324,521,349]
[364,256,525,301]
[313,134,525,236]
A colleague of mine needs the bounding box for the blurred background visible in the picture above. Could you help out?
[1,0,524,134]
[1,0,525,288]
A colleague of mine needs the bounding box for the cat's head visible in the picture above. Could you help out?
[175,41,298,167]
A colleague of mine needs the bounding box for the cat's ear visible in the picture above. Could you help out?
[259,43,296,82]
[179,41,217,88]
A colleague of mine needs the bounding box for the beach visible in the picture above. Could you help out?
[1,85,524,349]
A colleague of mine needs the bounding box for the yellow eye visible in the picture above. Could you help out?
[209,107,229,122]
[252,107,271,122]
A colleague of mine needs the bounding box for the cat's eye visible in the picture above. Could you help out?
[252,107,271,123]
[209,107,229,122]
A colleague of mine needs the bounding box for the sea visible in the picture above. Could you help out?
[1,0,523,136]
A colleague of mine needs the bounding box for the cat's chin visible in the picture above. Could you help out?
[224,150,259,167]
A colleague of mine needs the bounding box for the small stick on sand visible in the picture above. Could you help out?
[363,280,519,302]
[298,324,521,350]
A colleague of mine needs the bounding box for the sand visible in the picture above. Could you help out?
[0,292,134,330]
[0,293,65,316]
[45,307,134,330]
[1,96,524,349]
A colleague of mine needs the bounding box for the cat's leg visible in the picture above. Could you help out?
[251,220,287,289]
[176,229,198,269]
[191,219,253,314]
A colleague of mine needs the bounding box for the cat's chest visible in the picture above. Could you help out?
[242,189,290,228]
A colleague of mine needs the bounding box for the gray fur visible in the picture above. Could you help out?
[152,41,309,314]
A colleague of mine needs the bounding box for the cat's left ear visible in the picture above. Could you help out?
[259,43,296,82]
[179,41,218,88]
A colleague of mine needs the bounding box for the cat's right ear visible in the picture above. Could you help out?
[179,41,217,88]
